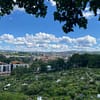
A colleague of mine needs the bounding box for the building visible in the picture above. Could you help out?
[0,62,11,75]
[10,61,29,69]
[0,61,29,75]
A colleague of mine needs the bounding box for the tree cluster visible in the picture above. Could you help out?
[11,53,100,76]
[1,67,100,100]
[0,54,31,63]
[29,58,66,73]
[30,54,100,73]
[67,53,100,68]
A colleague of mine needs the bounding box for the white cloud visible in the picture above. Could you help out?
[0,32,98,52]
[14,5,25,12]
[13,0,16,2]
[0,34,15,43]
[83,8,100,18]
[49,0,56,6]
[83,11,94,18]
[73,35,97,47]
[0,34,14,40]
[59,36,73,43]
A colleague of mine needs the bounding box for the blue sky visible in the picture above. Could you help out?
[0,1,100,52]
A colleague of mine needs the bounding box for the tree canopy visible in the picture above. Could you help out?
[0,0,100,33]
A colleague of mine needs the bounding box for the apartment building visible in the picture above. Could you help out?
[0,61,29,75]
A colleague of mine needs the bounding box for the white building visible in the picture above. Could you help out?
[0,63,11,75]
[0,61,29,75]
[37,96,42,100]
[47,65,52,71]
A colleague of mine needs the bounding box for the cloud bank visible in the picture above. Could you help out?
[0,32,98,52]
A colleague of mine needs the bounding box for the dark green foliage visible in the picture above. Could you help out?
[11,67,30,76]
[30,58,67,73]
[31,60,48,72]
[0,0,100,33]
[0,0,47,17]
[67,53,100,68]
[48,58,66,71]
[0,54,31,64]
[10,53,100,76]
[54,0,99,33]
[0,92,28,100]
[0,54,10,63]
[1,68,100,99]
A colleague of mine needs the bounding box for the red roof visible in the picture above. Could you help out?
[11,61,23,64]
